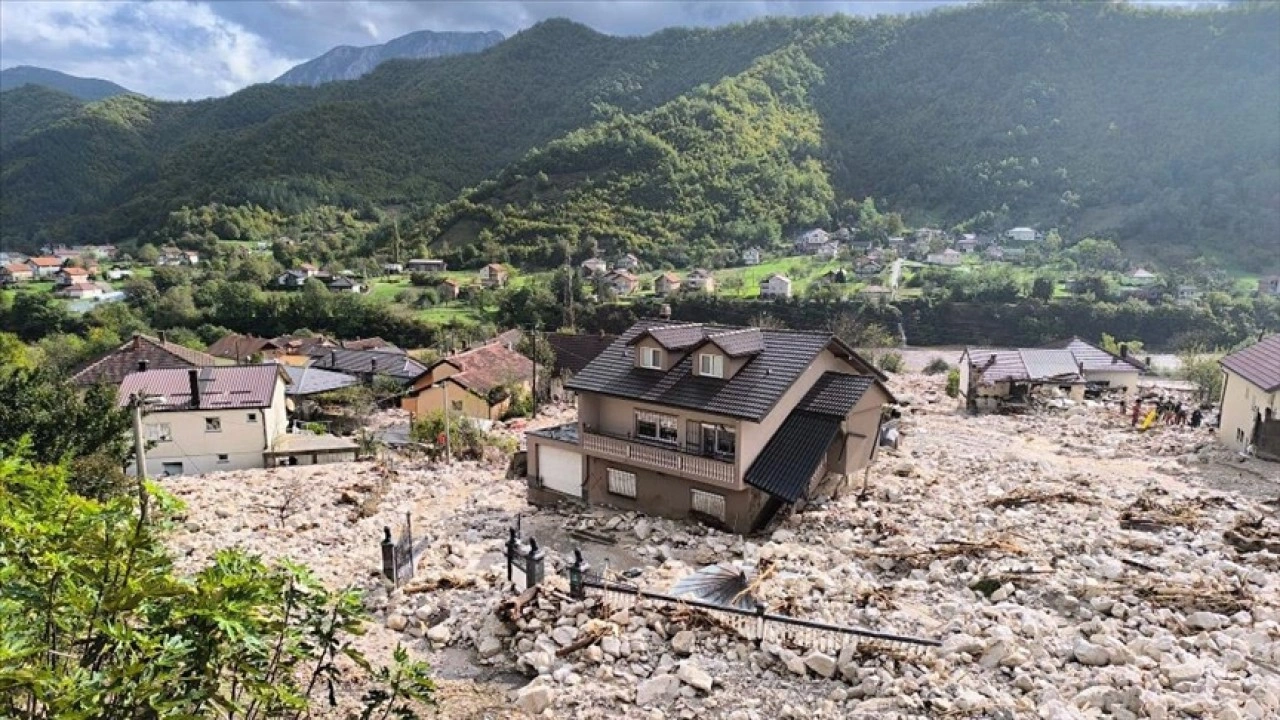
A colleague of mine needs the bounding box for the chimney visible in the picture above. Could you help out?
[188,368,200,407]
[137,359,149,372]
[159,331,168,344]
[1119,344,1128,358]
[659,303,672,320]
[133,332,143,349]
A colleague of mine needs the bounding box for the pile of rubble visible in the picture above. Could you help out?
[165,378,1280,718]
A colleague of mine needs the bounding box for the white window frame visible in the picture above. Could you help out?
[691,489,726,521]
[607,468,637,498]
[205,417,222,433]
[639,347,663,369]
[246,412,258,423]
[699,353,724,378]
[146,423,172,443]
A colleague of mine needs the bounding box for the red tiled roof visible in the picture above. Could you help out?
[437,342,533,395]
[73,333,222,386]
[1220,334,1280,392]
[3,263,32,273]
[116,365,286,411]
[28,256,62,267]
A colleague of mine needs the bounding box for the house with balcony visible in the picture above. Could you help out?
[525,322,894,534]
[682,268,716,293]
[758,273,792,299]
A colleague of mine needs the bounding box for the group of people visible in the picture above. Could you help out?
[1129,396,1202,428]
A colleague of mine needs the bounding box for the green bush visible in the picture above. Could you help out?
[923,357,952,375]
[877,351,905,374]
[945,368,961,398]
[411,410,493,460]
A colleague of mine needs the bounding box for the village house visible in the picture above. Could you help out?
[437,278,461,300]
[58,282,104,300]
[793,228,831,255]
[1039,337,1147,394]
[682,268,716,293]
[307,347,427,386]
[72,332,223,387]
[382,262,405,275]
[1257,276,1280,297]
[654,271,681,296]
[853,261,882,277]
[1,263,34,284]
[207,334,286,363]
[282,364,360,397]
[581,258,609,277]
[402,342,534,421]
[156,249,200,267]
[53,266,91,287]
[479,263,509,288]
[524,322,894,534]
[406,259,447,274]
[26,256,63,277]
[601,269,639,296]
[1177,285,1202,304]
[615,254,641,271]
[957,234,979,253]
[816,242,841,261]
[106,268,134,281]
[117,365,357,474]
[1124,268,1158,286]
[984,244,1006,261]
[857,285,894,306]
[958,348,1088,412]
[1005,227,1037,244]
[885,236,905,249]
[741,247,762,266]
[926,248,963,266]
[325,275,364,293]
[1218,334,1280,458]
[758,273,792,300]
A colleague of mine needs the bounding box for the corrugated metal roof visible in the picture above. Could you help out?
[116,365,285,411]
[284,364,360,396]
[306,347,426,383]
[1220,334,1280,392]
[1040,337,1146,372]
[744,412,841,503]
[1019,349,1083,380]
[966,348,1028,384]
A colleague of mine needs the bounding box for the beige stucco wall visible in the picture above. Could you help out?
[632,336,683,372]
[688,343,749,380]
[580,394,740,453]
[1084,369,1140,395]
[404,379,494,420]
[1218,369,1279,451]
[138,405,273,476]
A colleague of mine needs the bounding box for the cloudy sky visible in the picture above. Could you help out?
[0,1,1220,100]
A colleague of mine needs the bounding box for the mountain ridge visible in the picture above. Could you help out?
[0,65,132,101]
[272,29,505,86]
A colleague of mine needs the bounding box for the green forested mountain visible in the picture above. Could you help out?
[0,85,85,148]
[0,65,132,101]
[2,4,1277,267]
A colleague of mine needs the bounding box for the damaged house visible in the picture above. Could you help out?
[524,322,894,534]
[959,348,1087,412]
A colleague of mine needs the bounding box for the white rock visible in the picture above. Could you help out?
[636,674,681,706]
[515,684,554,715]
[1163,660,1204,684]
[426,624,451,645]
[551,626,577,647]
[601,636,621,657]
[385,613,407,632]
[676,662,713,693]
[1186,612,1229,631]
[779,649,807,676]
[477,634,503,659]
[803,651,837,678]
[671,630,696,656]
[1073,637,1111,666]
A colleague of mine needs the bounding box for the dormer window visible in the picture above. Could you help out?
[699,353,724,378]
[639,347,663,369]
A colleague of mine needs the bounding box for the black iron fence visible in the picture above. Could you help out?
[565,550,939,652]
[505,527,546,590]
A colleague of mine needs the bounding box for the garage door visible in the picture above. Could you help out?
[538,446,583,497]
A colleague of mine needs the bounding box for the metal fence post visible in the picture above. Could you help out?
[527,537,545,587]
[754,604,766,647]
[568,548,587,600]
[506,527,518,584]
[380,526,395,583]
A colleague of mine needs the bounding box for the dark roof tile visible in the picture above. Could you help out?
[1220,334,1280,392]
[799,373,874,417]
[744,412,841,503]
[546,333,616,376]
[116,365,284,411]
[705,328,765,357]
[72,334,221,387]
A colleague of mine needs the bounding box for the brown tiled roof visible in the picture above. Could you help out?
[3,263,32,273]
[444,343,533,395]
[28,256,62,267]
[1220,334,1280,392]
[207,333,279,361]
[116,365,286,411]
[341,337,402,352]
[73,334,222,387]
[627,323,707,351]
[59,266,89,276]
[704,328,765,357]
[546,332,616,376]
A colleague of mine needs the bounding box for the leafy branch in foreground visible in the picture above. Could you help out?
[0,453,434,719]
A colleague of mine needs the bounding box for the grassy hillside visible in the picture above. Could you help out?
[2,5,1277,269]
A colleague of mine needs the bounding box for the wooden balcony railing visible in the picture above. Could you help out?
[582,430,738,490]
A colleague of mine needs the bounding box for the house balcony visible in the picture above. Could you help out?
[580,426,740,491]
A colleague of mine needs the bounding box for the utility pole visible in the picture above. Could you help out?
[130,394,150,523]
[392,219,402,265]
[441,381,452,463]
[530,327,539,419]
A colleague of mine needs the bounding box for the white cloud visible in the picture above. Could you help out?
[0,1,302,99]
